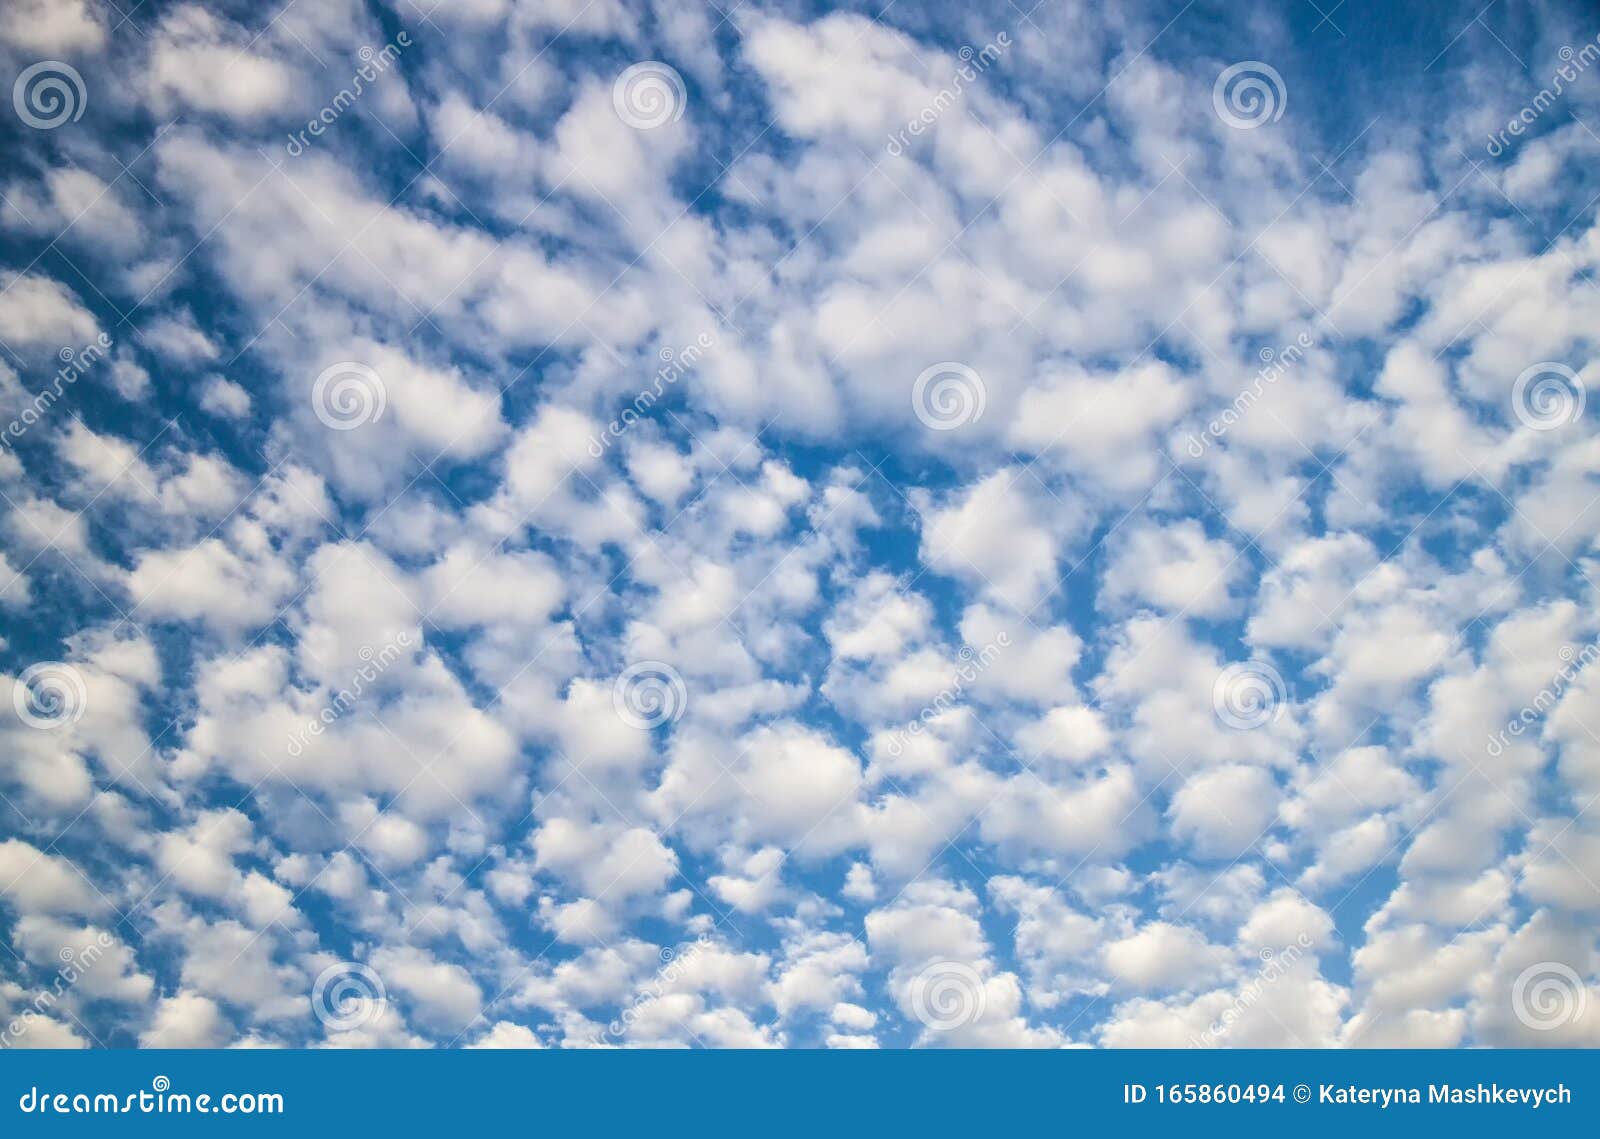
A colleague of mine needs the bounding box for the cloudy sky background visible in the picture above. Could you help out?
[2,0,1600,1048]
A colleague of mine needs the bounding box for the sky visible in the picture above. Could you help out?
[0,0,1598,1050]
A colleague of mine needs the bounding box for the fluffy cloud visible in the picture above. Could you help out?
[0,0,1592,1052]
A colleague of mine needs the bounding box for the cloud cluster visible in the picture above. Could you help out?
[1,0,1599,1049]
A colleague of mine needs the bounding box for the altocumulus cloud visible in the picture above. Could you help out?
[0,0,1598,1050]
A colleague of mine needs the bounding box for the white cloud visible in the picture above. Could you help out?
[0,0,1589,1054]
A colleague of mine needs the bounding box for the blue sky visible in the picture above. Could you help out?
[0,0,1598,1049]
